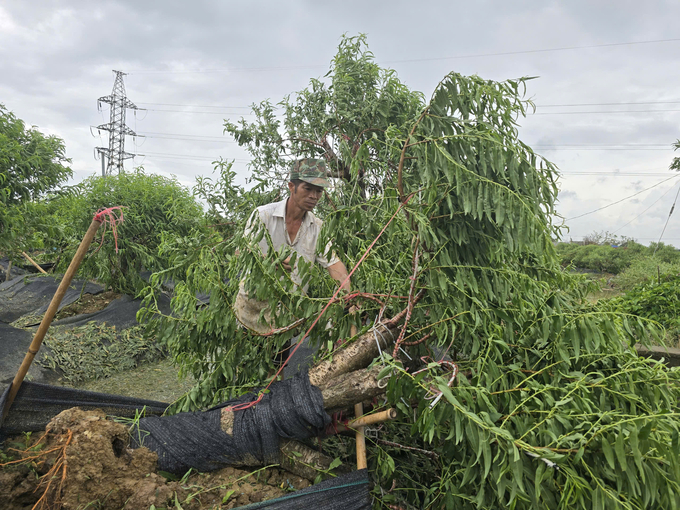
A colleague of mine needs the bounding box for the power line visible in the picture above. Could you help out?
[540,148,670,151]
[136,102,251,109]
[533,109,680,115]
[654,184,680,252]
[132,100,680,110]
[143,135,235,143]
[140,107,680,117]
[612,181,680,234]
[568,236,680,241]
[562,172,675,176]
[140,131,228,138]
[540,100,680,107]
[127,37,680,74]
[141,151,250,162]
[565,174,680,221]
[534,144,668,147]
[141,108,254,115]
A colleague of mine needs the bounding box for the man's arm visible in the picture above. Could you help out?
[327,260,351,294]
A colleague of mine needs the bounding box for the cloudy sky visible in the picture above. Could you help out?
[2,1,680,245]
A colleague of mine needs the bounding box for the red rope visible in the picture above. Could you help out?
[224,194,415,413]
[93,207,125,253]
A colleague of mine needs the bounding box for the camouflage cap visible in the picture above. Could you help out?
[290,158,330,188]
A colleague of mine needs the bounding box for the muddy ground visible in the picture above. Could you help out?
[0,408,310,510]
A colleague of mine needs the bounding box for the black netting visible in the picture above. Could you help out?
[0,381,168,438]
[51,293,172,330]
[0,324,57,384]
[0,275,104,324]
[131,371,330,473]
[234,469,371,510]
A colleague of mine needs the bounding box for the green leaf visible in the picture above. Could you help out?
[615,432,627,472]
[601,437,616,470]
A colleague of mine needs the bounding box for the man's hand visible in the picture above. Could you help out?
[281,257,292,272]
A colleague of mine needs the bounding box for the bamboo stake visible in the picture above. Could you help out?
[22,252,48,275]
[355,402,367,469]
[331,408,397,434]
[348,320,368,470]
[1,218,102,421]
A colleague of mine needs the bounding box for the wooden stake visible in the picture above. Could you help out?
[1,218,102,421]
[355,402,367,470]
[351,407,397,428]
[5,260,12,281]
[22,252,48,275]
[331,408,397,434]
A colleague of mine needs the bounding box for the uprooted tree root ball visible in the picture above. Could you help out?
[0,408,310,510]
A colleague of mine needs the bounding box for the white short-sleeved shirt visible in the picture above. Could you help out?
[234,198,340,333]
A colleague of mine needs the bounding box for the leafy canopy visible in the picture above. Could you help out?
[0,104,72,254]
[144,36,680,509]
[46,169,204,294]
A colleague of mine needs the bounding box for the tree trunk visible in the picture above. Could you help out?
[218,321,398,480]
[309,323,397,389]
[279,440,347,481]
[321,365,385,412]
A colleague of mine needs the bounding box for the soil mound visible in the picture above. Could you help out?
[0,408,309,509]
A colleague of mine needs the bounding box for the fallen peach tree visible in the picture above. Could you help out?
[141,36,680,509]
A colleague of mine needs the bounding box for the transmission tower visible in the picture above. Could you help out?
[95,70,143,176]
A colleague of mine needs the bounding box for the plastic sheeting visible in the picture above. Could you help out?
[52,293,172,331]
[0,275,104,324]
[0,323,56,384]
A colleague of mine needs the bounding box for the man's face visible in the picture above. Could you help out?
[289,181,324,212]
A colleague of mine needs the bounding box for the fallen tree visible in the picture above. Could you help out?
[141,35,680,509]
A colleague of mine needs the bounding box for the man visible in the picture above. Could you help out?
[234,158,352,335]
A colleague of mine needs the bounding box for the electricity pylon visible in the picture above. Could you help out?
[95,70,142,176]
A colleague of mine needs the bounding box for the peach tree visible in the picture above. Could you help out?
[143,36,680,509]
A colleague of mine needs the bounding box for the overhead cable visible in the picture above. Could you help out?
[654,184,680,253]
[565,174,680,221]
[127,37,680,74]
[133,100,680,110]
[612,181,680,234]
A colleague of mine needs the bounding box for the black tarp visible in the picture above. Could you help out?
[51,293,172,330]
[233,469,371,510]
[0,275,104,324]
[0,323,57,384]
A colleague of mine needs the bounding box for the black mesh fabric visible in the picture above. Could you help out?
[0,275,104,324]
[51,293,172,330]
[233,469,371,510]
[131,371,330,473]
[0,381,168,438]
[0,323,57,384]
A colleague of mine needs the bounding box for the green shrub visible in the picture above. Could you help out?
[614,257,680,291]
[556,241,680,275]
[0,104,71,255]
[612,276,680,342]
[46,169,205,294]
